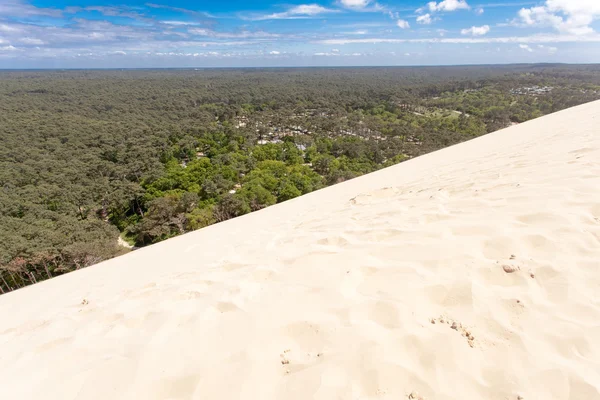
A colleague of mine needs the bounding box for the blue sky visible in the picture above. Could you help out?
[1,0,599,68]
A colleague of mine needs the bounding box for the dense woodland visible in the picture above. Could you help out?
[1,65,600,293]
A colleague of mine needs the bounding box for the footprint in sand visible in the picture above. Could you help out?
[280,349,291,365]
[502,264,519,273]
[430,316,475,347]
[408,391,426,400]
[316,235,351,248]
[215,302,239,313]
[569,147,596,155]
[350,187,399,205]
[279,322,327,375]
[501,255,537,278]
[125,282,162,299]
[279,348,323,375]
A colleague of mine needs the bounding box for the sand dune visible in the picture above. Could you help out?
[1,101,600,400]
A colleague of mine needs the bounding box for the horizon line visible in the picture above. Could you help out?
[2,62,595,72]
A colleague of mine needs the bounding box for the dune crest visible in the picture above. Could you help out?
[1,101,600,399]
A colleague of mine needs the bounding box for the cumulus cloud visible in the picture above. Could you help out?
[518,0,600,35]
[396,19,410,29]
[0,0,591,66]
[289,4,333,15]
[461,25,490,36]
[417,14,433,24]
[338,0,388,14]
[339,0,371,9]
[427,0,470,13]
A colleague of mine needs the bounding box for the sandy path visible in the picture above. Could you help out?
[1,101,599,400]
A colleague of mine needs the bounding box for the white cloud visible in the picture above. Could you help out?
[0,0,61,17]
[461,25,490,36]
[145,3,214,18]
[417,14,433,24]
[161,21,203,26]
[339,0,371,9]
[396,19,410,29]
[0,0,589,66]
[518,0,600,35]
[519,43,533,51]
[291,4,333,15]
[0,45,19,52]
[65,5,147,20]
[475,7,484,15]
[189,28,279,39]
[345,29,369,35]
[316,32,600,45]
[427,0,470,12]
[538,44,558,53]
[253,4,337,20]
[313,51,364,56]
[0,23,23,33]
[18,37,45,45]
[0,10,276,62]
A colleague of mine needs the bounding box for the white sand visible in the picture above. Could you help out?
[1,101,600,400]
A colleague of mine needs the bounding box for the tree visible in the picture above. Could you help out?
[238,182,277,211]
[213,195,250,222]
[133,194,197,244]
[186,206,216,230]
[3,66,599,294]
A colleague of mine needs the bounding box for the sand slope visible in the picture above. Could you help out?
[1,101,600,400]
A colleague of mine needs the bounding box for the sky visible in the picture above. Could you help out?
[1,0,600,68]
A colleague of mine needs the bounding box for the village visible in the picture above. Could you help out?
[510,85,554,95]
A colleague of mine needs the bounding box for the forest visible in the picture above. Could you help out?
[1,64,600,293]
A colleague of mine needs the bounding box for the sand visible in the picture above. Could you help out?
[1,101,600,400]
